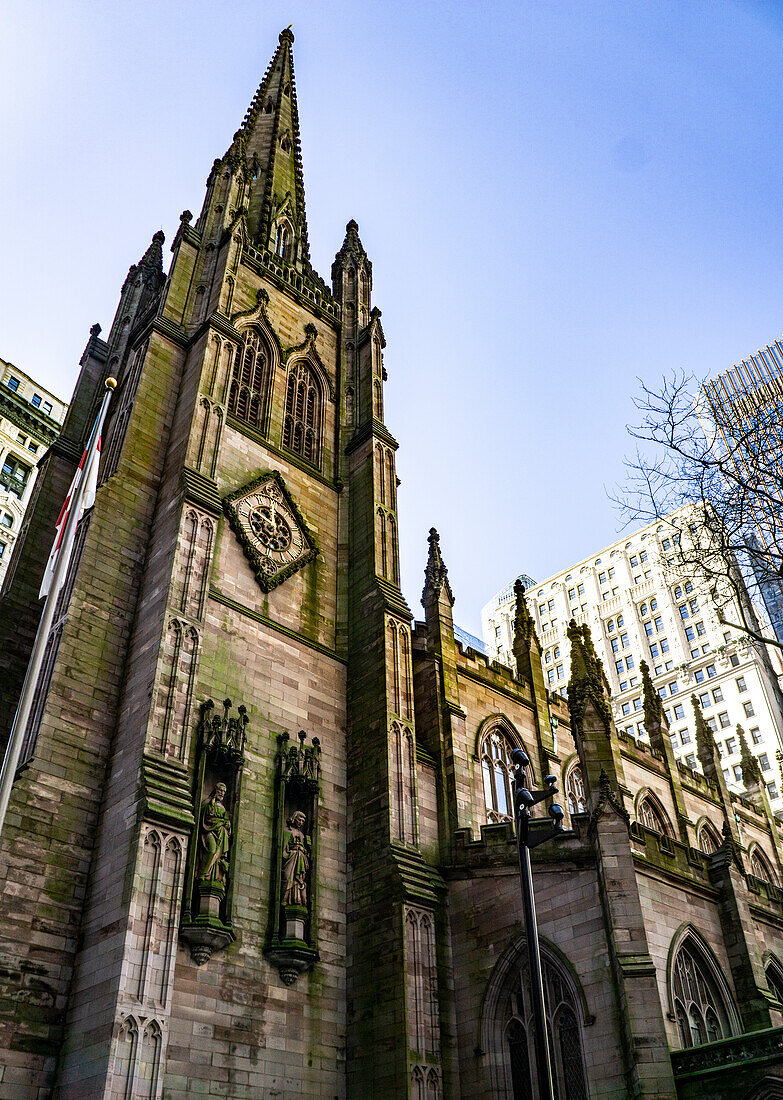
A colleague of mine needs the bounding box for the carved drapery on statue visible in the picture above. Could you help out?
[265,730,321,985]
[180,699,248,964]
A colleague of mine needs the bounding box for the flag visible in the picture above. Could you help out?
[39,434,101,599]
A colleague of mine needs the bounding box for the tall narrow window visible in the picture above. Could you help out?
[283,360,321,466]
[566,765,586,815]
[504,954,589,1099]
[766,958,783,1005]
[227,327,269,429]
[480,727,523,823]
[672,935,735,1048]
[274,221,292,260]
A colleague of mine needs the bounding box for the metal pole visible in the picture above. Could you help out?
[0,379,115,839]
[516,807,555,1100]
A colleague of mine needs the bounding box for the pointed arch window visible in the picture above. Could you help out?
[750,847,777,886]
[672,935,735,1048]
[274,220,292,260]
[698,820,722,855]
[480,726,524,824]
[566,765,586,815]
[638,794,674,837]
[504,954,589,1099]
[228,327,270,429]
[766,957,783,1005]
[283,360,321,467]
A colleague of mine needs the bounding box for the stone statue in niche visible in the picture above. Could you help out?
[264,730,321,983]
[180,699,248,966]
[197,782,232,884]
[282,810,310,906]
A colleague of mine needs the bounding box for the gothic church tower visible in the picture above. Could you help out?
[0,29,438,1099]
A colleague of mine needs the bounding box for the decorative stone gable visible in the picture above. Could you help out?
[223,469,318,591]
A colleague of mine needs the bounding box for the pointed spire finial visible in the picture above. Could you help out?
[139,231,165,273]
[513,580,536,646]
[217,28,312,271]
[422,527,454,606]
[334,219,369,273]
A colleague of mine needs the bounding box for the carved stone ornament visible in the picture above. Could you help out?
[223,471,318,592]
[180,700,249,965]
[265,731,321,985]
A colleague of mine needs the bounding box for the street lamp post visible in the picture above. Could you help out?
[512,747,565,1100]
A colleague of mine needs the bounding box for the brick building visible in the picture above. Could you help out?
[2,29,783,1099]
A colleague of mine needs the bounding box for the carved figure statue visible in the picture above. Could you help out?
[282,810,310,907]
[197,783,231,883]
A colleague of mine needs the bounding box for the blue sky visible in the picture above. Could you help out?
[3,1,783,635]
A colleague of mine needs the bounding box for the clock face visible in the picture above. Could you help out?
[223,473,317,591]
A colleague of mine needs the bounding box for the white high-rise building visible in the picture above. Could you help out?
[481,516,783,808]
[0,358,67,589]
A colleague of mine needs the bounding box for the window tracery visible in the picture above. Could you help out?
[504,954,589,1099]
[766,957,783,1005]
[227,327,269,429]
[698,820,722,855]
[480,727,523,823]
[566,765,586,815]
[637,794,674,837]
[750,847,777,886]
[282,360,321,466]
[274,220,292,260]
[672,936,734,1048]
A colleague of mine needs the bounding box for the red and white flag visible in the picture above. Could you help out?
[39,434,101,599]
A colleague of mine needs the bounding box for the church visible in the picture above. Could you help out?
[2,28,783,1099]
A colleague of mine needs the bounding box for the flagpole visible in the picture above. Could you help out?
[0,378,116,839]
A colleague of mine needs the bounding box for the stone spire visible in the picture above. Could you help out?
[229,28,311,266]
[333,220,371,275]
[422,528,453,607]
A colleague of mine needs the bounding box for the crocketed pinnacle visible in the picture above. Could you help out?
[422,528,454,606]
[139,230,165,272]
[121,230,165,294]
[737,724,761,789]
[640,661,666,754]
[224,28,310,265]
[333,219,371,271]
[692,694,718,780]
[566,619,612,735]
[512,580,536,647]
